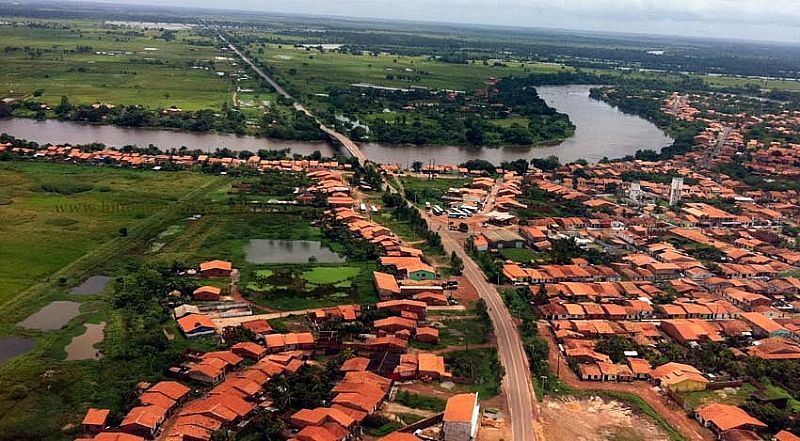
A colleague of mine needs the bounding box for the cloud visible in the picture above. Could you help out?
[65,0,800,42]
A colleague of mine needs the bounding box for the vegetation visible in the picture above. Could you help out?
[394,391,447,411]
[445,348,504,398]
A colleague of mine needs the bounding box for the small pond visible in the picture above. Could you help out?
[70,276,112,295]
[244,239,345,264]
[65,322,106,361]
[17,301,81,331]
[0,337,35,365]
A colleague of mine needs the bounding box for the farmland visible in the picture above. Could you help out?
[0,19,232,110]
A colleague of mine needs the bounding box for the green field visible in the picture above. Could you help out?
[0,19,232,110]
[0,161,227,440]
[248,42,568,97]
[679,383,757,410]
[0,161,216,306]
[498,247,542,264]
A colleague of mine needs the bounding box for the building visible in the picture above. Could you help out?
[443,393,480,441]
[374,271,401,300]
[192,286,221,302]
[177,314,216,338]
[696,403,767,435]
[651,362,708,392]
[198,260,233,278]
[82,408,110,435]
[669,177,683,206]
[480,229,525,250]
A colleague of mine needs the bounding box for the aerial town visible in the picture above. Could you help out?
[2,3,800,441]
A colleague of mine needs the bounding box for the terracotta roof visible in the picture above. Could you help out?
[443,393,478,423]
[340,357,371,372]
[177,313,216,334]
[121,405,167,430]
[775,431,800,441]
[147,381,190,401]
[199,260,232,272]
[697,403,767,432]
[82,408,110,426]
[373,271,401,294]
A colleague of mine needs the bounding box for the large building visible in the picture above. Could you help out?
[443,393,480,441]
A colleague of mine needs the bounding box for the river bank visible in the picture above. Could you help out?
[0,85,673,164]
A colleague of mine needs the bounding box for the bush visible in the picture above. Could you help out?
[394,391,446,411]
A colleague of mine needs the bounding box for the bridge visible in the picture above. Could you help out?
[217,31,367,165]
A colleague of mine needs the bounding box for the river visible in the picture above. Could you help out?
[0,85,672,164]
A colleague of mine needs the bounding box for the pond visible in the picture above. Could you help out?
[17,301,81,331]
[65,322,106,361]
[0,85,672,164]
[70,276,112,296]
[0,337,35,365]
[244,239,345,264]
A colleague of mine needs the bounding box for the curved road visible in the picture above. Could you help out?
[219,30,537,439]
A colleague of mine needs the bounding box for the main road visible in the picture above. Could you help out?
[216,31,367,165]
[438,226,539,440]
[220,29,538,439]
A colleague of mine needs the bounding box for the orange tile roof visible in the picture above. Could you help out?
[373,271,401,294]
[697,403,767,432]
[147,381,190,401]
[177,313,216,334]
[443,393,478,422]
[82,408,110,426]
[199,260,232,272]
[121,405,167,430]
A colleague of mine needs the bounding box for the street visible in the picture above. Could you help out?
[436,221,539,440]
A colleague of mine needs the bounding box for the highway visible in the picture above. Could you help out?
[217,31,367,165]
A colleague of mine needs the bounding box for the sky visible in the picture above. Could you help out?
[75,0,800,43]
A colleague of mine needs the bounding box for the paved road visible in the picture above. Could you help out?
[219,29,536,439]
[217,31,367,165]
[436,224,538,440]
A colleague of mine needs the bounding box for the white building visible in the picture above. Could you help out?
[443,393,480,441]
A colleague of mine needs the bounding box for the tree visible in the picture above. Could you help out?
[458,222,468,233]
[412,161,424,173]
[450,251,464,276]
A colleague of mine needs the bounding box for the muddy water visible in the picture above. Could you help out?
[17,301,81,331]
[70,276,112,295]
[65,322,105,361]
[0,337,35,365]
[244,239,345,264]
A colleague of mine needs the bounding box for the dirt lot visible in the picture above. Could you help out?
[538,322,715,441]
[540,395,671,441]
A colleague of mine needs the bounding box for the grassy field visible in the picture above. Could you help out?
[0,161,229,440]
[679,383,757,410]
[0,161,216,306]
[248,42,569,97]
[400,175,469,207]
[0,19,232,110]
[498,247,541,264]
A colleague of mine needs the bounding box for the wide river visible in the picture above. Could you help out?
[0,85,672,164]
